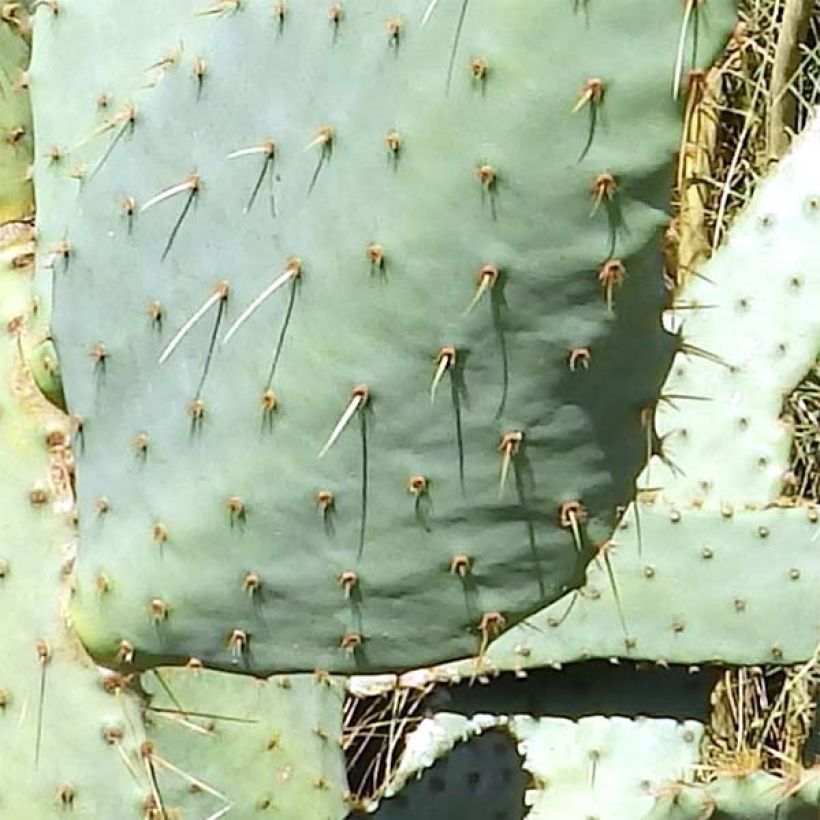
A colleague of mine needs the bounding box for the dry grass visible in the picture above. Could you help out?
[680,0,820,251]
[784,362,820,500]
[698,649,819,782]
[341,684,432,809]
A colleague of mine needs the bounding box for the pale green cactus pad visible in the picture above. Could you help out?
[140,667,350,819]
[371,713,703,819]
[421,501,820,680]
[639,105,820,508]
[0,228,149,817]
[371,711,819,819]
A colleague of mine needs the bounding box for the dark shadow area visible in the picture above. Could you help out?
[424,661,720,723]
[558,238,678,524]
[358,729,526,820]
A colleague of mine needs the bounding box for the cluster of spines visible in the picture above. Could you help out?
[36,0,717,672]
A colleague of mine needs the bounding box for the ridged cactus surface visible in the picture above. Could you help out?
[31,0,735,675]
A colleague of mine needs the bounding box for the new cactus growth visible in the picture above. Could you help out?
[0,0,816,817]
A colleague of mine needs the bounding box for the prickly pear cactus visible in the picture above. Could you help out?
[370,711,820,819]
[0,1,816,818]
[0,235,352,812]
[0,199,147,819]
[139,667,350,819]
[353,7,820,816]
[425,90,820,683]
[0,8,353,819]
[381,713,707,819]
[0,20,147,809]
[31,0,737,676]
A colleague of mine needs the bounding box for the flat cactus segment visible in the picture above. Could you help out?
[403,110,820,682]
[643,772,820,820]
[371,713,703,819]
[511,715,704,820]
[420,501,820,681]
[640,106,820,509]
[140,667,350,820]
[32,0,736,673]
[1,226,344,814]
[371,710,818,819]
[0,232,150,816]
[0,16,33,223]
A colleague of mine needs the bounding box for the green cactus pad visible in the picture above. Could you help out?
[0,50,151,816]
[403,106,820,682]
[372,712,703,819]
[639,108,820,509]
[420,500,820,681]
[0,230,151,817]
[512,714,704,819]
[140,667,350,819]
[0,16,33,223]
[644,772,820,820]
[1,289,348,817]
[32,0,736,674]
[376,711,818,820]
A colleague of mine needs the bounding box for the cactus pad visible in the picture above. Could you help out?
[31,0,736,675]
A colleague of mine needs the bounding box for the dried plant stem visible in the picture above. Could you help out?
[769,0,814,157]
